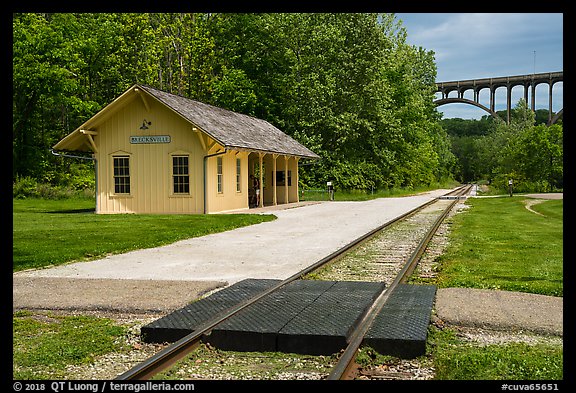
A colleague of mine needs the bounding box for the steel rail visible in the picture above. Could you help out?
[116,185,469,380]
[327,184,472,380]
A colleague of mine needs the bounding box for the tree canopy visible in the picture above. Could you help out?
[15,13,505,193]
[443,101,563,192]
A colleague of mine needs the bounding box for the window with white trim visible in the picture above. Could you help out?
[236,158,241,192]
[217,156,223,194]
[113,156,130,194]
[172,155,190,194]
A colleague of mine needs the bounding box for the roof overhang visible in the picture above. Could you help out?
[53,84,321,161]
[53,129,94,152]
[223,145,319,160]
[52,85,141,152]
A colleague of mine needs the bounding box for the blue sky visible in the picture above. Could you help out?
[395,13,564,119]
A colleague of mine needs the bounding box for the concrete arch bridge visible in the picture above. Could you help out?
[435,71,563,125]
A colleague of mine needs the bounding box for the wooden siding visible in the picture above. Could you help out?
[55,85,309,214]
[205,150,249,213]
[94,95,205,214]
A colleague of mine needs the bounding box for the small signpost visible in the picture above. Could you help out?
[327,181,334,201]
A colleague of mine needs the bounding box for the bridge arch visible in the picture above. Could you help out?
[433,97,501,121]
[550,109,563,125]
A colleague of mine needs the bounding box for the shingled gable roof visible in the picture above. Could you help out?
[138,84,320,159]
[53,84,319,159]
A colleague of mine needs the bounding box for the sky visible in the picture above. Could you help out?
[395,13,564,120]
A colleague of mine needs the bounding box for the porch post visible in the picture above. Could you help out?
[272,154,278,206]
[259,153,264,208]
[295,157,300,203]
[284,156,289,204]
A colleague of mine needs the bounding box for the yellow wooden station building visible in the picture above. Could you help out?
[53,84,319,214]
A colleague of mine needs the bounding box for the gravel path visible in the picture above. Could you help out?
[13,190,449,284]
[13,190,449,314]
[13,190,563,334]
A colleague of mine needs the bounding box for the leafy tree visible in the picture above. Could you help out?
[513,124,563,190]
[211,67,258,115]
[13,13,154,187]
[13,12,458,194]
[13,13,92,182]
[474,99,563,192]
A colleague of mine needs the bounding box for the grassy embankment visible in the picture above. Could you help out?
[301,179,461,201]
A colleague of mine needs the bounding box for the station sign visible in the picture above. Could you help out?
[130,135,171,144]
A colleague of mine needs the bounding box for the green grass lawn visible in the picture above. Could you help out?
[13,310,128,379]
[428,328,563,380]
[301,179,461,202]
[436,196,563,297]
[13,198,276,272]
[428,195,563,380]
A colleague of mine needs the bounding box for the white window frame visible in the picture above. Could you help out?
[217,156,223,194]
[236,158,242,193]
[111,152,131,196]
[171,154,190,195]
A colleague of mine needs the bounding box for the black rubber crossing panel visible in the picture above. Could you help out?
[207,280,385,355]
[141,278,436,358]
[277,281,385,355]
[141,278,280,343]
[363,284,437,358]
[206,280,340,352]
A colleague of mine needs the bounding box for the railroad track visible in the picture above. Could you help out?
[116,184,472,380]
[305,197,461,283]
[328,184,472,379]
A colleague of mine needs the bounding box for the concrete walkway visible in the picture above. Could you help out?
[14,189,451,284]
[436,287,563,336]
[13,276,226,313]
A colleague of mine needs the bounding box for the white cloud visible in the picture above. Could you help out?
[401,13,563,78]
[410,14,557,60]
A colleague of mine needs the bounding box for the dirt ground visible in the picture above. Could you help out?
[13,276,225,313]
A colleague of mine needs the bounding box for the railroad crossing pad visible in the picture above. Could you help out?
[364,284,437,358]
[141,279,436,358]
[141,278,279,343]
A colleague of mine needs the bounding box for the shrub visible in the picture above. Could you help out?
[13,176,40,199]
[13,176,94,200]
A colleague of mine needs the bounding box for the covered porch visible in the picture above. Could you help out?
[247,152,301,208]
